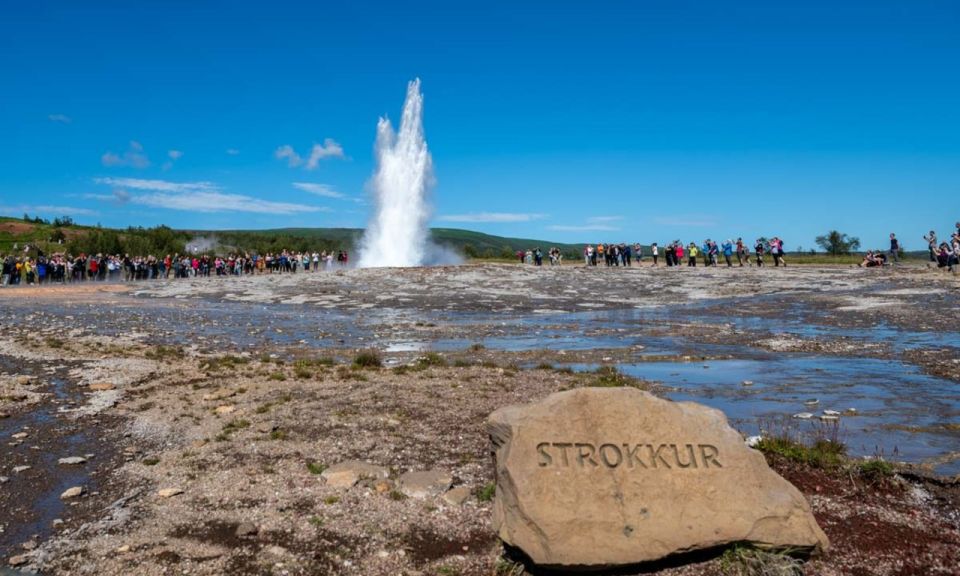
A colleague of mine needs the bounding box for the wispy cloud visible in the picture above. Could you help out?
[101,140,150,169]
[275,139,345,170]
[292,182,345,199]
[167,150,183,160]
[94,177,218,193]
[226,148,240,156]
[587,216,624,223]
[548,224,621,232]
[437,212,547,223]
[131,192,328,215]
[91,177,324,215]
[0,204,97,217]
[82,190,130,204]
[48,114,72,124]
[654,216,717,228]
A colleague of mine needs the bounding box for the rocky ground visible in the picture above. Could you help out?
[0,263,958,575]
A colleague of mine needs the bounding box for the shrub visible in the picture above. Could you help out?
[353,351,382,369]
[720,545,803,576]
[477,482,496,502]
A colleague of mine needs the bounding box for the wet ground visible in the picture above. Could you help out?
[0,263,958,574]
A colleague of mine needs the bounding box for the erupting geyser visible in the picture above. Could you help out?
[358,79,437,268]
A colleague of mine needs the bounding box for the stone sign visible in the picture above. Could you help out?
[486,388,829,569]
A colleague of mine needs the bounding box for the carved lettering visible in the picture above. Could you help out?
[699,444,722,468]
[672,444,697,468]
[534,442,721,470]
[575,443,599,467]
[650,444,672,469]
[599,444,623,468]
[537,442,553,467]
[624,444,648,468]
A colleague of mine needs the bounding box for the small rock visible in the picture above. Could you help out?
[157,488,184,498]
[21,541,36,551]
[792,412,814,420]
[820,414,839,422]
[88,382,115,391]
[442,486,472,506]
[15,375,32,386]
[115,545,131,553]
[0,476,8,484]
[398,469,453,499]
[11,432,28,440]
[8,554,29,567]
[321,461,389,489]
[265,545,287,557]
[58,456,88,465]
[823,410,840,416]
[202,389,236,402]
[374,480,394,493]
[13,466,31,474]
[52,519,63,527]
[741,380,754,386]
[803,398,819,406]
[61,486,84,499]
[0,412,10,419]
[214,405,236,415]
[235,522,258,538]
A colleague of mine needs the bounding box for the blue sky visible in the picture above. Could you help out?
[1,0,958,250]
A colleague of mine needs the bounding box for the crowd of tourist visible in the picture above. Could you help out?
[924,222,960,272]
[3,222,958,286]
[0,250,350,286]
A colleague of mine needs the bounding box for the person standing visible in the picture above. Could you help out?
[889,233,900,264]
[651,243,658,266]
[924,230,938,262]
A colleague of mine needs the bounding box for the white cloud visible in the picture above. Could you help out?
[275,145,302,167]
[587,216,624,223]
[305,139,345,169]
[48,114,72,124]
[654,216,717,228]
[292,182,344,199]
[93,177,219,193]
[226,148,240,155]
[83,190,131,204]
[91,177,323,215]
[0,204,97,217]
[276,139,345,170]
[548,224,621,232]
[131,191,327,215]
[437,212,547,223]
[101,140,150,168]
[168,150,183,160]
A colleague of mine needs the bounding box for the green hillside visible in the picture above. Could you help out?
[0,217,584,259]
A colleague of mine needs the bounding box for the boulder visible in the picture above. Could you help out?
[442,486,472,507]
[321,460,389,489]
[397,469,452,499]
[487,388,828,569]
[58,456,88,465]
[60,486,84,499]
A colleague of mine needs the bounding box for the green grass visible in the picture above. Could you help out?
[413,352,447,370]
[588,366,646,388]
[477,482,496,502]
[755,437,846,470]
[352,351,383,369]
[306,462,327,475]
[857,458,896,481]
[720,545,804,576]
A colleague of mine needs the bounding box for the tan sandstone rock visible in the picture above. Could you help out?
[321,460,389,489]
[487,388,828,569]
[397,469,452,499]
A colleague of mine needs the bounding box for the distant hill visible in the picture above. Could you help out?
[0,217,585,259]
